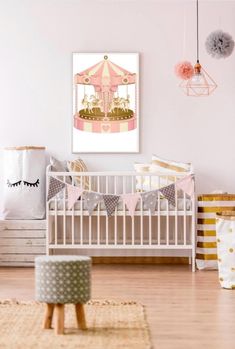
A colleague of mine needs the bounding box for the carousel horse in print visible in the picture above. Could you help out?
[110,95,130,113]
[123,95,130,111]
[110,97,121,113]
[81,95,90,112]
[90,95,102,110]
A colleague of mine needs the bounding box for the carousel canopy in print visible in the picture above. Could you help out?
[72,53,139,153]
[74,56,136,92]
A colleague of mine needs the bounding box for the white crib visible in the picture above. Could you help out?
[46,165,196,271]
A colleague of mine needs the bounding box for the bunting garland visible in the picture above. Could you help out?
[47,177,65,201]
[176,174,195,198]
[141,190,158,215]
[122,193,141,218]
[84,192,103,216]
[47,174,195,217]
[103,194,120,217]
[67,185,83,210]
[159,183,176,207]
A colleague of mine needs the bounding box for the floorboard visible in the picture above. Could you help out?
[0,265,235,349]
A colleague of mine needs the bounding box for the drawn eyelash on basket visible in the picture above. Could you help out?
[23,179,40,187]
[7,180,22,187]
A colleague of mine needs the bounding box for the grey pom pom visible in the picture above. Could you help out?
[205,30,234,59]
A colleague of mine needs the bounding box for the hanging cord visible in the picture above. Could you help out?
[196,0,199,63]
[182,3,186,58]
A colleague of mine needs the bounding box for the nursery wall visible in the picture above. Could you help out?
[0,0,235,194]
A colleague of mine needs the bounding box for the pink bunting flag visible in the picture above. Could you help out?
[122,193,141,218]
[67,185,83,210]
[176,174,195,198]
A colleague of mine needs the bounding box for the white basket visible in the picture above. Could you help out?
[2,146,46,219]
[216,212,235,289]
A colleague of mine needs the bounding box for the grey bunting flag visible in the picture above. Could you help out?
[103,194,120,217]
[159,183,176,207]
[141,190,158,215]
[47,177,65,201]
[84,192,103,215]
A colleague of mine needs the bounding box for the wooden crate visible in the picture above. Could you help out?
[0,220,46,267]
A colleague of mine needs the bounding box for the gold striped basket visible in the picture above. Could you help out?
[196,194,235,270]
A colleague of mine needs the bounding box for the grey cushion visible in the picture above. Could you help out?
[35,256,91,304]
[50,156,71,184]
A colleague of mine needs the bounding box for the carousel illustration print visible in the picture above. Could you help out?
[72,53,139,153]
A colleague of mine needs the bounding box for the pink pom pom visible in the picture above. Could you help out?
[174,61,194,80]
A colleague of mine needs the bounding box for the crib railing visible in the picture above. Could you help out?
[46,166,196,271]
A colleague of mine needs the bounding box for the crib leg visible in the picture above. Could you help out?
[188,257,192,265]
[191,253,196,272]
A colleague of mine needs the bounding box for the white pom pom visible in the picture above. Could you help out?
[205,30,234,59]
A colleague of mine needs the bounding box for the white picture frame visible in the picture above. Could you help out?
[72,53,139,153]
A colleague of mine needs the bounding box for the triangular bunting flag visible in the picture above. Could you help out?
[122,193,141,218]
[176,175,195,198]
[84,192,103,215]
[47,177,65,201]
[159,183,175,207]
[67,185,83,210]
[103,194,120,217]
[141,190,158,215]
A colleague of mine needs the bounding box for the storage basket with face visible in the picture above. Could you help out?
[2,146,46,219]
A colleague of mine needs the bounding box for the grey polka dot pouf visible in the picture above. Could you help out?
[35,256,91,304]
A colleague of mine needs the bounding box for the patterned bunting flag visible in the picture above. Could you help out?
[141,190,158,215]
[84,192,103,215]
[176,174,195,198]
[122,193,141,218]
[103,194,120,217]
[159,183,176,207]
[67,185,83,210]
[47,177,65,201]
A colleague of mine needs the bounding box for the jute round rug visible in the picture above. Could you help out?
[0,300,152,349]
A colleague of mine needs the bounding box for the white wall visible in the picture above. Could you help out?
[0,0,235,193]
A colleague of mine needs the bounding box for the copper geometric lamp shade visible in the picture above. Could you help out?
[179,0,217,96]
[180,62,217,96]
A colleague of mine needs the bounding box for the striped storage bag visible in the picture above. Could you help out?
[196,194,235,270]
[216,212,235,289]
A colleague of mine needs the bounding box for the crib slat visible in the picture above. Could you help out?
[166,199,169,246]
[97,176,100,245]
[166,176,169,246]
[106,176,108,245]
[157,176,161,245]
[123,176,126,245]
[148,175,152,246]
[80,175,83,246]
[88,176,92,246]
[174,176,178,246]
[114,176,117,246]
[63,176,66,245]
[71,176,75,246]
[183,191,187,245]
[55,194,58,246]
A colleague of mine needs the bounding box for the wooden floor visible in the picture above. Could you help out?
[0,264,235,349]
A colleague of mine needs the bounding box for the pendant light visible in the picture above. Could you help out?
[180,0,217,96]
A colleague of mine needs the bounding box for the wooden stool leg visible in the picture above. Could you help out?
[54,304,65,335]
[43,303,54,329]
[75,304,87,330]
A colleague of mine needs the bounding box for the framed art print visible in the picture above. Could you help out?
[72,53,139,153]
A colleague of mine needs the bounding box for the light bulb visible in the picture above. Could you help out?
[190,71,209,96]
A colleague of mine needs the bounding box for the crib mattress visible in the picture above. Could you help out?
[49,198,192,211]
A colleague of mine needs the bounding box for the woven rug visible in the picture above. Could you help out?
[0,300,152,349]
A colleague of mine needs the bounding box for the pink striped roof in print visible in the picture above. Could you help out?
[79,59,130,77]
[74,56,136,87]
